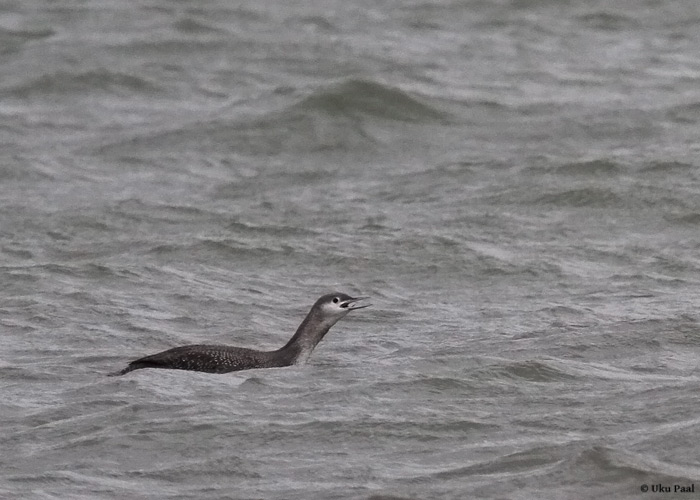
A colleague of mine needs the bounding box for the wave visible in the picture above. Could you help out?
[91,78,450,157]
[666,212,700,225]
[576,12,638,31]
[477,182,633,210]
[641,161,697,174]
[4,69,163,99]
[552,159,623,177]
[666,102,700,124]
[431,445,565,480]
[172,17,225,35]
[144,237,321,265]
[0,27,55,55]
[481,359,577,383]
[218,78,450,154]
[531,358,692,383]
[290,79,450,123]
[533,186,623,208]
[581,446,700,482]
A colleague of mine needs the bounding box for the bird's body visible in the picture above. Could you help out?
[110,293,368,376]
[114,344,292,375]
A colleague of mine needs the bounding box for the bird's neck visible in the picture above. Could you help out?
[278,308,338,364]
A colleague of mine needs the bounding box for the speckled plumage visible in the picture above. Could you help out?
[109,292,368,376]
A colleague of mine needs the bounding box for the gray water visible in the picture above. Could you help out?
[3,1,700,499]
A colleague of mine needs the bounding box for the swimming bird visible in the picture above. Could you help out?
[109,292,369,376]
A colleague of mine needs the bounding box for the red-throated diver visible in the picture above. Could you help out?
[109,293,369,376]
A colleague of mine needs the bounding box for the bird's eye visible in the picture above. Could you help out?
[332,297,339,303]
